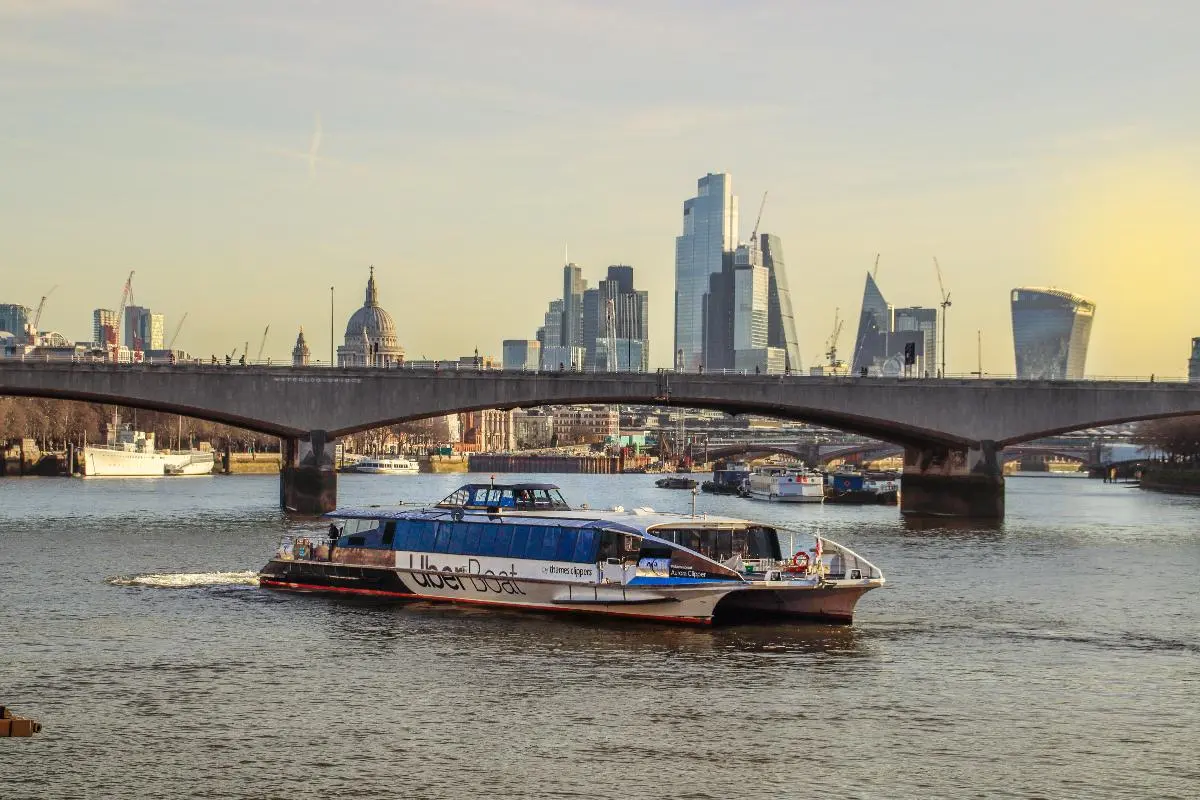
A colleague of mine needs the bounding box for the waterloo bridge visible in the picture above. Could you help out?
[2,361,1199,519]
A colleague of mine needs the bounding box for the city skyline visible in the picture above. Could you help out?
[5,2,1200,375]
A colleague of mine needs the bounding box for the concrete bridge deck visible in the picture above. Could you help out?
[3,361,1198,518]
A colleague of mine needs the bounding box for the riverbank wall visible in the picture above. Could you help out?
[1139,466,1200,495]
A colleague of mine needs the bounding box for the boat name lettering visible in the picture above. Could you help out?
[407,554,526,595]
[544,564,595,579]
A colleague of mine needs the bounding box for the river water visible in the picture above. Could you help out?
[1,473,1196,799]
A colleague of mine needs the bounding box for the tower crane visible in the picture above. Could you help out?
[167,312,188,350]
[110,270,135,358]
[934,257,951,377]
[255,325,270,363]
[28,285,57,343]
[750,191,768,241]
[825,307,845,371]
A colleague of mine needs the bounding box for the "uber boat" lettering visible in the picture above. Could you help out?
[406,554,527,595]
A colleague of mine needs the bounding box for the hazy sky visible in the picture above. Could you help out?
[4,0,1200,376]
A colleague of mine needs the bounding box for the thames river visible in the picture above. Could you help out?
[1,473,1196,799]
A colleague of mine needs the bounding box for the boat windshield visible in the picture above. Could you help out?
[436,484,571,511]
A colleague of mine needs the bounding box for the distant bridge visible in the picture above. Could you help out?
[3,361,1199,517]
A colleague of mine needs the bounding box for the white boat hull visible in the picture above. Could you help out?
[747,489,824,503]
[82,447,214,477]
[355,466,419,475]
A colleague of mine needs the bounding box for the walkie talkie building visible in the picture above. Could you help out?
[1010,287,1096,379]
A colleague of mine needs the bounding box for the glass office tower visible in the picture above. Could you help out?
[1010,287,1096,379]
[674,173,738,371]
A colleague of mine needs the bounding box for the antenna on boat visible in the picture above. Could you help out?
[690,485,698,518]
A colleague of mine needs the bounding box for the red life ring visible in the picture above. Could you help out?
[788,551,810,571]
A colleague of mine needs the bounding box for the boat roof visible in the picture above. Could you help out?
[324,505,763,534]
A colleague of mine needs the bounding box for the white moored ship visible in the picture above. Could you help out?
[350,456,420,474]
[744,466,825,503]
[81,416,214,478]
[259,482,885,625]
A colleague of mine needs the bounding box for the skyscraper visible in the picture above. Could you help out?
[580,265,650,371]
[675,173,738,371]
[850,273,892,375]
[893,306,938,377]
[1010,288,1096,379]
[562,263,587,352]
[1190,338,1200,383]
[0,304,31,339]
[93,308,119,345]
[761,234,802,372]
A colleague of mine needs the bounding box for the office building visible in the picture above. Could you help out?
[893,306,939,378]
[123,306,165,351]
[502,339,541,371]
[541,345,585,372]
[562,264,587,351]
[1190,338,1200,383]
[581,265,650,371]
[850,273,892,375]
[761,234,802,372]
[0,304,31,340]
[93,309,120,345]
[1010,287,1095,379]
[675,172,738,371]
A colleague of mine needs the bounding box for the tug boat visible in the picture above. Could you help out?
[259,482,885,625]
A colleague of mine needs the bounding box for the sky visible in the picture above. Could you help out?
[3,0,1200,376]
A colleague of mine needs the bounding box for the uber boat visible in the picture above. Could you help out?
[259,482,885,625]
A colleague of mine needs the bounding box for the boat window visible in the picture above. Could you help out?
[431,522,452,553]
[415,520,438,552]
[476,524,499,556]
[439,487,470,507]
[493,524,514,557]
[464,523,483,554]
[534,526,558,560]
[447,522,470,554]
[509,525,531,559]
[572,529,597,563]
[748,526,781,560]
[548,488,568,509]
[713,530,733,562]
[731,528,748,557]
[554,528,579,562]
[381,521,396,548]
[595,530,621,562]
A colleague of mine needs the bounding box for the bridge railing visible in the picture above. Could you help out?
[0,352,1192,383]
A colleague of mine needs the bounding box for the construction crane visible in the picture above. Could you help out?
[934,257,951,377]
[872,253,880,279]
[110,271,135,357]
[27,285,57,343]
[167,312,188,350]
[750,191,768,241]
[31,285,57,331]
[825,307,845,371]
[255,325,270,363]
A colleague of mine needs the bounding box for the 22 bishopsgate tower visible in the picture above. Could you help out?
[673,172,800,373]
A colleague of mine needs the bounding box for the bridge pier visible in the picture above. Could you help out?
[280,430,337,515]
[901,440,1004,519]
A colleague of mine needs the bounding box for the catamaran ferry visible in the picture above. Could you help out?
[259,482,885,625]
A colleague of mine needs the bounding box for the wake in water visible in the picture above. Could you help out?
[107,571,260,588]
